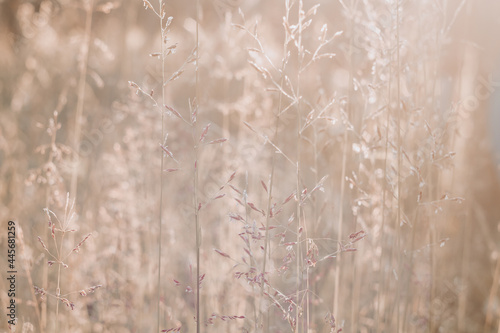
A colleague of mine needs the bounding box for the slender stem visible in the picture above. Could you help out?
[55,230,66,333]
[42,113,59,333]
[195,155,200,333]
[55,262,61,332]
[66,8,93,325]
[334,0,356,324]
[375,39,392,333]
[295,2,303,331]
[486,259,500,333]
[195,1,201,331]
[21,243,43,333]
[458,200,471,332]
[395,0,402,330]
[334,130,347,321]
[157,1,166,332]
[70,0,94,199]
[428,8,445,333]
[259,2,290,329]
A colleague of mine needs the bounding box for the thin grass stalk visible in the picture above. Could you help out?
[458,200,471,332]
[241,171,259,330]
[70,0,94,198]
[395,0,402,330]
[455,42,470,333]
[350,5,365,328]
[258,84,281,330]
[375,30,393,333]
[428,175,437,333]
[451,32,465,333]
[42,112,60,332]
[333,51,348,330]
[157,1,166,332]
[53,199,72,332]
[295,2,304,331]
[427,3,457,330]
[428,9,446,333]
[18,227,43,333]
[484,255,500,331]
[350,139,366,332]
[430,154,443,333]
[194,144,200,333]
[54,232,65,333]
[455,6,473,332]
[334,0,357,324]
[195,1,201,331]
[307,124,320,333]
[306,263,310,332]
[401,2,427,329]
[66,3,93,326]
[402,206,420,332]
[41,204,48,331]
[259,2,291,329]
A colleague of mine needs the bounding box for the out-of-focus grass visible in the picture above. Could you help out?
[1,0,499,332]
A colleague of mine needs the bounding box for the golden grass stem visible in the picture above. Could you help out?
[395,0,402,330]
[157,1,166,332]
[195,1,201,331]
[70,0,94,199]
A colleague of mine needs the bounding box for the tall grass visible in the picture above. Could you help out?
[1,0,500,332]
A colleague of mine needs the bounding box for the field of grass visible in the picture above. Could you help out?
[1,0,500,332]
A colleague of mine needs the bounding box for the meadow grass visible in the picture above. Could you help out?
[1,0,500,332]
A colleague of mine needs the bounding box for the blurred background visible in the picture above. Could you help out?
[1,0,500,332]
